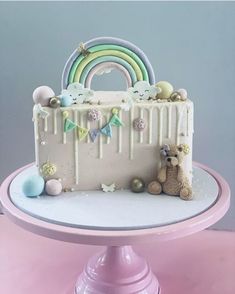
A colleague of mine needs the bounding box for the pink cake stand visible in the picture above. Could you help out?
[0,162,230,294]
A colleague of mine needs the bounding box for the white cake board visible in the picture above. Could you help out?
[9,166,218,231]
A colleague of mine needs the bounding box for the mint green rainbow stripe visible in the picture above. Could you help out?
[79,56,138,86]
[68,44,149,85]
[70,50,143,84]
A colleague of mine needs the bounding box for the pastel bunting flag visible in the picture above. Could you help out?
[35,104,49,119]
[109,114,124,127]
[89,129,100,142]
[101,123,112,137]
[78,126,89,141]
[64,118,77,132]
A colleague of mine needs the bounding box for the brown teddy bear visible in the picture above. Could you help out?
[148,144,193,200]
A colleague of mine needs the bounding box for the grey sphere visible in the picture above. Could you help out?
[130,178,145,193]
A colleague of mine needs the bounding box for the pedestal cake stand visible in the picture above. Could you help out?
[0,162,230,294]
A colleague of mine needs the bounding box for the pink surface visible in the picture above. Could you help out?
[75,246,159,293]
[0,163,231,293]
[0,162,230,246]
[0,217,234,294]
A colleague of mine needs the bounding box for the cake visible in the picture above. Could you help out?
[30,37,194,199]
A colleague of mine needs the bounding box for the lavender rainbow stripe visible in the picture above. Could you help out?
[61,37,156,89]
[85,62,133,88]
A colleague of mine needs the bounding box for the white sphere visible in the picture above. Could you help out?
[45,179,62,196]
[33,86,55,106]
[177,88,188,100]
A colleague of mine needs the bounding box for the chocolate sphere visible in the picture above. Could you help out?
[49,97,61,108]
[130,178,145,193]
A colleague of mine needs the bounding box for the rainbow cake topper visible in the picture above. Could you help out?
[61,37,156,89]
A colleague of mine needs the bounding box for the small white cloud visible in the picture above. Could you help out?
[62,82,94,104]
[128,81,161,103]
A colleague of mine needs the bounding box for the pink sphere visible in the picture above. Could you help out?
[33,86,55,106]
[45,179,62,196]
[177,88,188,100]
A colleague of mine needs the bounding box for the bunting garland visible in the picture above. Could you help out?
[62,108,124,142]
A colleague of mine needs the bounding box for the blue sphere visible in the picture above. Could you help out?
[60,95,73,107]
[22,175,45,197]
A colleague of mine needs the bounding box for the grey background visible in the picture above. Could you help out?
[0,2,234,230]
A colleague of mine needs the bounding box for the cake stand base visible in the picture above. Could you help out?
[75,246,159,294]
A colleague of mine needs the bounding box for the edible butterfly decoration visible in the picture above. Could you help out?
[101,183,116,193]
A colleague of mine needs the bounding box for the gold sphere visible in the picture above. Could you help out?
[49,97,61,108]
[130,177,145,193]
[171,91,182,101]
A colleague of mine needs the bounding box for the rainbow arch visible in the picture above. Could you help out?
[61,37,156,89]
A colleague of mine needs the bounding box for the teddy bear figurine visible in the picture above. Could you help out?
[148,144,193,200]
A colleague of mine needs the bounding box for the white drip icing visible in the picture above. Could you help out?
[62,112,66,144]
[187,107,190,137]
[106,113,111,144]
[148,108,153,144]
[80,112,83,127]
[53,109,57,135]
[167,105,172,138]
[33,111,39,141]
[176,105,185,145]
[33,111,39,166]
[158,107,164,146]
[87,120,90,143]
[74,110,79,184]
[98,117,103,159]
[44,116,48,132]
[139,108,144,143]
[129,107,134,160]
[118,110,122,153]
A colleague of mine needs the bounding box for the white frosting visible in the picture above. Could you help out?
[98,117,103,159]
[118,110,122,153]
[129,107,134,160]
[33,91,194,190]
[139,107,144,143]
[148,108,153,144]
[73,110,79,184]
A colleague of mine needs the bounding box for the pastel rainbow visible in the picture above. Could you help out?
[62,37,155,89]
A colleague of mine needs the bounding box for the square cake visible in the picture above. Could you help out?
[32,37,193,197]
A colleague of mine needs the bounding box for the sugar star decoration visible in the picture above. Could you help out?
[120,102,131,111]
[101,183,116,193]
[35,104,49,119]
